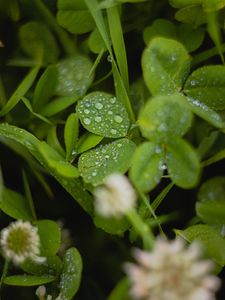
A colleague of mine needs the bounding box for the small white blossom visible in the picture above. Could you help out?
[36,285,46,299]
[0,220,45,265]
[94,173,136,218]
[124,238,221,300]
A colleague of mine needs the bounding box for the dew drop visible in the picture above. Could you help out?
[92,171,97,177]
[171,55,176,61]
[95,102,103,109]
[159,162,167,171]
[84,118,91,125]
[108,110,113,115]
[107,55,113,62]
[110,129,117,135]
[95,116,102,122]
[114,115,123,123]
[155,146,162,154]
[84,109,90,114]
[110,97,116,104]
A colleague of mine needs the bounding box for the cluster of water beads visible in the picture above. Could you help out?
[78,139,135,185]
[56,55,94,98]
[77,92,130,138]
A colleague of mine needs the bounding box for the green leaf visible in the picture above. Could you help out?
[206,12,224,63]
[142,37,191,95]
[175,5,207,26]
[178,224,225,266]
[21,97,52,125]
[143,19,177,45]
[77,92,130,138]
[138,94,193,142]
[130,142,165,193]
[196,200,225,225]
[59,248,82,300]
[78,138,136,185]
[198,176,225,202]
[129,78,150,117]
[94,214,129,235]
[41,96,79,117]
[64,113,79,161]
[4,275,55,286]
[33,66,58,112]
[183,96,225,129]
[196,176,225,225]
[0,187,33,221]
[37,142,79,178]
[19,21,59,63]
[202,0,225,12]
[46,126,66,157]
[36,220,61,256]
[0,124,93,215]
[166,137,200,188]
[177,24,205,52]
[169,0,202,8]
[55,55,94,97]
[108,278,131,300]
[21,255,63,276]
[184,66,225,110]
[0,66,40,117]
[57,0,95,34]
[76,133,103,154]
[88,28,105,54]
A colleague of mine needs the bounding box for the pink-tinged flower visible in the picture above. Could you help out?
[0,220,45,265]
[124,238,221,300]
[94,173,136,218]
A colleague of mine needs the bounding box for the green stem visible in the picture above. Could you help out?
[32,0,76,55]
[151,182,174,211]
[88,48,105,78]
[201,147,225,167]
[139,191,165,237]
[0,259,10,291]
[192,43,225,66]
[126,210,154,250]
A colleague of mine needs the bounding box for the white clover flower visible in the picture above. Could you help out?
[0,220,45,265]
[94,173,137,218]
[124,238,221,300]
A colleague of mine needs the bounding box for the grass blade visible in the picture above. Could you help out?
[107,5,129,90]
[0,66,40,117]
